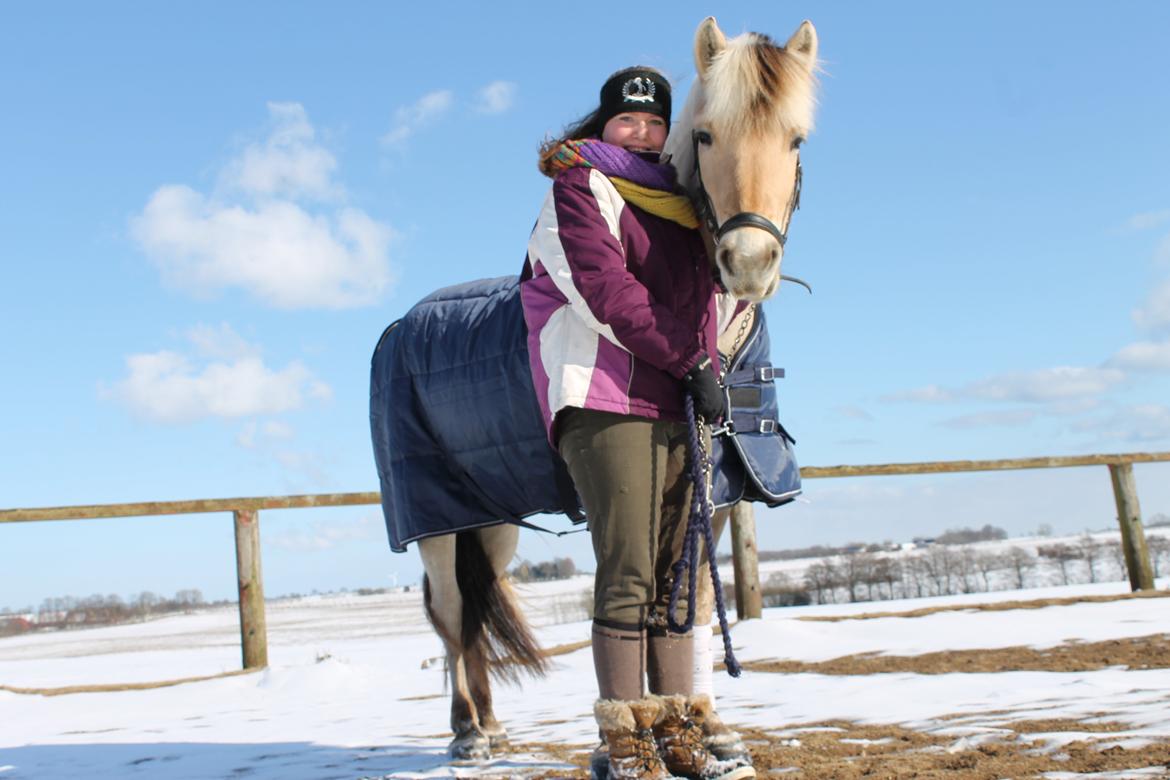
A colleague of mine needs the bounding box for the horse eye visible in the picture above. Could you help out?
[695,130,713,146]
[791,136,805,150]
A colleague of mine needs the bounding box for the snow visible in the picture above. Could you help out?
[1,573,1168,778]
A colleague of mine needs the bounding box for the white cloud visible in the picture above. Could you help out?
[475,81,517,114]
[381,90,454,146]
[1072,404,1170,443]
[937,409,1038,430]
[221,102,340,201]
[881,385,954,403]
[237,419,296,449]
[961,366,1126,403]
[1133,279,1170,334]
[834,405,874,421]
[132,185,393,309]
[1123,208,1170,231]
[105,326,330,424]
[269,513,380,551]
[889,367,1125,406]
[187,322,260,361]
[1107,338,1170,372]
[1044,398,1104,416]
[131,103,394,309]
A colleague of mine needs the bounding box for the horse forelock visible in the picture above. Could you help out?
[701,32,816,137]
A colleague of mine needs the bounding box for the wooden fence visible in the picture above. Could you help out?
[2,451,1167,669]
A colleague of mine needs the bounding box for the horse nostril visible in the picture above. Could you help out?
[716,246,733,272]
[770,246,780,263]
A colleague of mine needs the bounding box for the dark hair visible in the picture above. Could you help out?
[536,107,606,177]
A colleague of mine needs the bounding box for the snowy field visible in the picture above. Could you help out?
[2,564,1170,779]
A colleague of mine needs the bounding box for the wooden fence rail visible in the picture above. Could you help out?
[3,451,1167,668]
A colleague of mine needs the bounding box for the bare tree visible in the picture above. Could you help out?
[1148,535,1170,578]
[955,548,981,594]
[1102,540,1127,581]
[1038,543,1083,586]
[873,557,903,600]
[841,552,880,602]
[1001,547,1036,590]
[901,556,929,598]
[919,547,957,595]
[971,551,1002,592]
[1077,534,1104,584]
[803,559,840,605]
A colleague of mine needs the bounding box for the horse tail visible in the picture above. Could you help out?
[455,530,550,682]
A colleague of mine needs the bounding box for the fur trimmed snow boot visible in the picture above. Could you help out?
[653,695,755,780]
[700,702,755,778]
[593,698,682,780]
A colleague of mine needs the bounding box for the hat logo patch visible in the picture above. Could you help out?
[621,77,656,103]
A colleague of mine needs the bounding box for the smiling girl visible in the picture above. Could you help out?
[521,68,748,780]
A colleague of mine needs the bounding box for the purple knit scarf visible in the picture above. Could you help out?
[548,139,679,192]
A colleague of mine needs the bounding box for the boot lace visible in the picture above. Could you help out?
[634,728,660,771]
[681,718,705,753]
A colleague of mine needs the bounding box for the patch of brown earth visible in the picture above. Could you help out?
[504,720,1170,779]
[729,633,1170,675]
[799,588,1170,623]
[540,638,592,659]
[743,720,1170,780]
[0,667,260,696]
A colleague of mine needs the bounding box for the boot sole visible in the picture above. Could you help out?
[712,767,756,780]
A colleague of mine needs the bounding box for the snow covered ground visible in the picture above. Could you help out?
[2,568,1169,779]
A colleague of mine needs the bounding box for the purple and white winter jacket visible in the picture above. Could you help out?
[520,165,720,441]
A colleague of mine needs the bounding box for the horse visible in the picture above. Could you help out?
[369,16,818,761]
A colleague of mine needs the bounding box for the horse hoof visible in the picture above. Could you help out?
[485,727,509,750]
[448,732,491,762]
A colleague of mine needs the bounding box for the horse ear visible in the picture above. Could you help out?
[785,20,818,71]
[694,16,727,77]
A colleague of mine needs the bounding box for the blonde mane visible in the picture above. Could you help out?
[665,30,818,188]
[704,32,817,135]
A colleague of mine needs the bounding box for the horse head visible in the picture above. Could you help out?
[666,18,819,302]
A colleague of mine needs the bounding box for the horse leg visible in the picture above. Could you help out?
[462,523,521,748]
[692,506,754,769]
[418,533,491,761]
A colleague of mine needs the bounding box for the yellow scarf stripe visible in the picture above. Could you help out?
[609,177,700,229]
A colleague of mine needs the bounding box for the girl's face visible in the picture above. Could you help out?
[601,111,668,153]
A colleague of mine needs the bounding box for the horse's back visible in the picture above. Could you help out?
[370,276,573,552]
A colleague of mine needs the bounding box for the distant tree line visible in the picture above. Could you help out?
[510,557,577,582]
[718,523,1010,566]
[723,529,1170,608]
[0,589,213,637]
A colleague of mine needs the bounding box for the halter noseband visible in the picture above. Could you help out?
[691,129,802,247]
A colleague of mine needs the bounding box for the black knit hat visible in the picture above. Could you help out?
[598,67,672,127]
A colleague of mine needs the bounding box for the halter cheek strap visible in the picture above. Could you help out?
[691,129,802,247]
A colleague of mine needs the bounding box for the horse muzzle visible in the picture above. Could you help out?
[716,225,782,302]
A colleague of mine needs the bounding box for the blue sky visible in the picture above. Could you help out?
[3,2,1170,611]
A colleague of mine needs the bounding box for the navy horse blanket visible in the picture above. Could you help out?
[370,276,799,553]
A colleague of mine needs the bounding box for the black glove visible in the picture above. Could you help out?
[682,357,724,422]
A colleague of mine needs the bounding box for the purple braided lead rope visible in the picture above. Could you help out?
[666,393,743,678]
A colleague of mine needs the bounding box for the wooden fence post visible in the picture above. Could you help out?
[729,503,763,620]
[233,509,269,669]
[1108,463,1155,592]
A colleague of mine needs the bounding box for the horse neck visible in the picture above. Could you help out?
[664,84,718,264]
[665,85,700,183]
[716,298,755,360]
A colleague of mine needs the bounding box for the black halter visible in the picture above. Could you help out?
[691,129,802,246]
